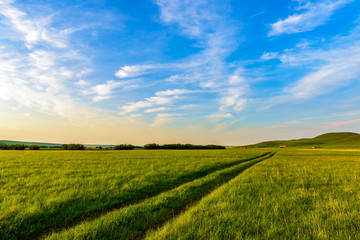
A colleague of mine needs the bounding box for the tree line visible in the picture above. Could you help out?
[0,143,38,150]
[143,143,226,150]
[0,143,226,150]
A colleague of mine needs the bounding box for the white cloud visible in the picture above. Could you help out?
[155,0,219,38]
[28,50,55,70]
[120,88,196,114]
[206,113,233,119]
[115,65,155,78]
[261,52,279,60]
[145,107,170,113]
[219,73,249,112]
[266,26,360,106]
[83,80,134,102]
[155,89,195,96]
[0,1,74,48]
[120,96,173,115]
[269,0,354,36]
[76,80,90,87]
[285,57,360,99]
[152,113,183,127]
[154,0,243,89]
[0,2,107,123]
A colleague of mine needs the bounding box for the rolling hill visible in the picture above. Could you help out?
[241,132,360,149]
[0,140,115,148]
[0,140,61,147]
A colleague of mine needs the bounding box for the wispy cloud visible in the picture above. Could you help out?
[219,73,249,112]
[151,113,183,127]
[115,65,157,78]
[0,1,74,48]
[122,0,250,118]
[155,89,197,96]
[269,0,354,36]
[206,113,233,119]
[120,89,194,115]
[0,1,107,123]
[82,80,135,102]
[145,107,170,113]
[324,118,360,128]
[266,24,360,105]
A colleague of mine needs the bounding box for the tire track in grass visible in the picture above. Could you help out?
[45,152,276,240]
[1,152,271,240]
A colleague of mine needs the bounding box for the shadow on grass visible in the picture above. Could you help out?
[46,152,276,240]
[1,152,272,240]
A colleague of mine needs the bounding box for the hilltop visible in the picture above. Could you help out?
[0,140,115,148]
[0,140,61,147]
[241,132,360,149]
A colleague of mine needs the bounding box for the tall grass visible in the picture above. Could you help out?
[46,152,274,240]
[146,149,360,239]
[0,149,265,239]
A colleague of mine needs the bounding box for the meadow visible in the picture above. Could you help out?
[147,149,360,239]
[1,148,360,239]
[0,149,267,239]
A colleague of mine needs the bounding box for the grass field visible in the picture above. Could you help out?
[147,149,360,239]
[0,149,267,239]
[1,148,360,239]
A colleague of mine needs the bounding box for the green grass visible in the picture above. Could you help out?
[3,148,360,240]
[146,149,360,239]
[0,149,265,239]
[46,152,275,240]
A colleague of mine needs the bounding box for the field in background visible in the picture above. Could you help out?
[1,148,360,239]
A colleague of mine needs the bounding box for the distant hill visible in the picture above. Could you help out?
[0,140,115,148]
[241,132,360,149]
[0,140,61,147]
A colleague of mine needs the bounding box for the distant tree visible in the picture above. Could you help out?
[68,144,86,150]
[114,144,135,150]
[28,145,40,150]
[96,146,103,150]
[144,143,225,150]
[61,144,85,150]
[61,144,68,150]
[0,143,8,150]
[144,143,160,149]
[8,143,26,150]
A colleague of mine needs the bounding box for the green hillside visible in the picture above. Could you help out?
[0,140,115,148]
[0,140,61,147]
[241,132,360,149]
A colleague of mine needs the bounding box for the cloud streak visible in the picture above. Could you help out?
[120,89,194,115]
[269,0,354,36]
[116,0,249,120]
[264,24,360,106]
[0,1,108,124]
[0,1,74,48]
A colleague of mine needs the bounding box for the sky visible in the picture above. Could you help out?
[0,0,360,145]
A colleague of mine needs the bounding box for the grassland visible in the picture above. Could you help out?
[0,149,267,239]
[147,149,360,239]
[2,148,360,239]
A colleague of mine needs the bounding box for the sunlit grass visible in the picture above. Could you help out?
[46,152,274,240]
[0,149,265,239]
[147,149,360,239]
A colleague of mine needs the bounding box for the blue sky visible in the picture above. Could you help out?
[0,0,360,145]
